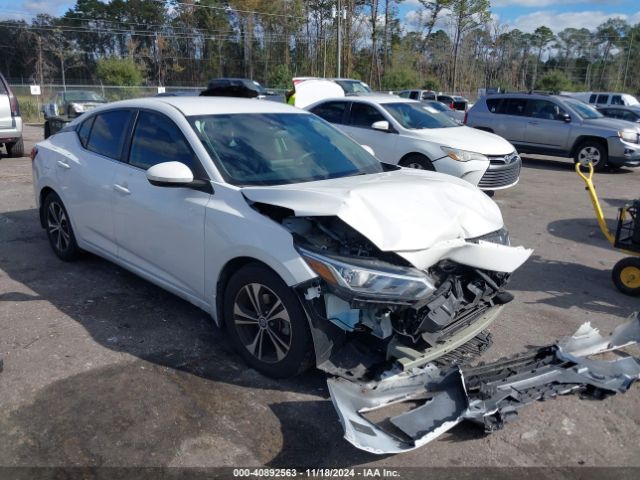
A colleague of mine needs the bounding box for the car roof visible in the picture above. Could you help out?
[318,94,410,105]
[91,96,304,116]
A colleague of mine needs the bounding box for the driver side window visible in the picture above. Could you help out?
[349,103,385,128]
[128,111,197,172]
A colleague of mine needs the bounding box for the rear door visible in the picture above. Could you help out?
[111,109,209,301]
[492,97,528,143]
[57,109,133,256]
[0,76,12,129]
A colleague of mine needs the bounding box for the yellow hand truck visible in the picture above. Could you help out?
[576,162,640,296]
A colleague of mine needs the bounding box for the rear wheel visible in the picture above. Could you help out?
[612,257,640,296]
[43,192,81,261]
[575,140,608,172]
[400,154,435,171]
[7,138,24,158]
[223,263,314,378]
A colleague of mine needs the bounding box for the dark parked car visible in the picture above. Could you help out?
[597,105,640,124]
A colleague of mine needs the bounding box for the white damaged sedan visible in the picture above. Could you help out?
[32,97,640,453]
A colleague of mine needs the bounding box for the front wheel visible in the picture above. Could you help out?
[612,257,640,296]
[575,140,608,172]
[223,263,314,378]
[399,154,435,171]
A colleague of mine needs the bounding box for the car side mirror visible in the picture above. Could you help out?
[361,145,375,156]
[372,120,390,131]
[146,161,194,187]
[561,113,571,123]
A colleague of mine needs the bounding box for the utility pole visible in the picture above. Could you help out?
[336,0,342,78]
[623,32,633,91]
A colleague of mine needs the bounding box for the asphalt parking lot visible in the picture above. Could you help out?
[1,125,639,469]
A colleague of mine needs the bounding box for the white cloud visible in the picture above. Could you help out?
[509,9,640,32]
[492,0,621,6]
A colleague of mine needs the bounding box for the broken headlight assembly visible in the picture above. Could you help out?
[468,228,510,246]
[298,247,435,302]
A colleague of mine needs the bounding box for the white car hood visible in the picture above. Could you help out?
[408,126,514,156]
[242,169,532,272]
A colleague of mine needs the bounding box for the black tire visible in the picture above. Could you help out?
[399,153,435,171]
[574,140,608,172]
[44,121,51,139]
[612,257,640,296]
[43,192,82,261]
[7,137,24,158]
[223,263,314,378]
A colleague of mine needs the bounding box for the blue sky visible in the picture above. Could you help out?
[1,0,639,33]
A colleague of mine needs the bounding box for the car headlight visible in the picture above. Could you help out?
[440,146,488,162]
[618,130,640,144]
[69,103,85,114]
[298,248,435,301]
[468,228,510,246]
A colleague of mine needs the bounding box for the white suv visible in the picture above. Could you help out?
[306,95,521,191]
[0,73,23,157]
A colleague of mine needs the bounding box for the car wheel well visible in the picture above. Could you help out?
[571,136,607,156]
[39,187,55,228]
[215,257,280,326]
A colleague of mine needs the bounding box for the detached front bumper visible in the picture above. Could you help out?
[328,312,640,454]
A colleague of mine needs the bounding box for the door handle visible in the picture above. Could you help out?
[528,121,539,125]
[113,184,131,195]
[56,160,70,169]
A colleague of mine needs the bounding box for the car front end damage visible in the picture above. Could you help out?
[241,170,639,453]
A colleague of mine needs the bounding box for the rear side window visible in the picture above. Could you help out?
[421,92,435,100]
[486,98,502,113]
[77,117,94,147]
[349,103,385,128]
[398,91,410,98]
[589,94,597,103]
[503,98,527,116]
[611,95,623,105]
[128,111,195,171]
[596,94,608,104]
[86,110,132,160]
[409,91,419,100]
[310,101,348,124]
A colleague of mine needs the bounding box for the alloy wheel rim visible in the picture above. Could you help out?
[578,147,601,166]
[407,162,424,169]
[233,283,292,363]
[47,202,70,252]
[620,266,640,289]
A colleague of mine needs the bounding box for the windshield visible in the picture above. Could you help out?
[424,101,448,112]
[188,113,383,186]
[335,80,372,94]
[383,102,459,129]
[564,98,603,119]
[64,91,106,102]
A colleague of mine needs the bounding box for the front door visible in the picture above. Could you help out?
[341,102,398,163]
[112,110,210,301]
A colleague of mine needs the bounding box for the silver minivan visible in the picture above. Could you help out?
[0,73,23,157]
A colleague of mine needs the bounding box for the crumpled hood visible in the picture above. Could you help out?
[407,126,515,156]
[242,169,504,252]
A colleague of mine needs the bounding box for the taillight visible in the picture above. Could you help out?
[9,93,19,116]
[450,102,454,109]
[30,147,38,161]
[463,111,468,124]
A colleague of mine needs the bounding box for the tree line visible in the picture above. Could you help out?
[1,0,639,96]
